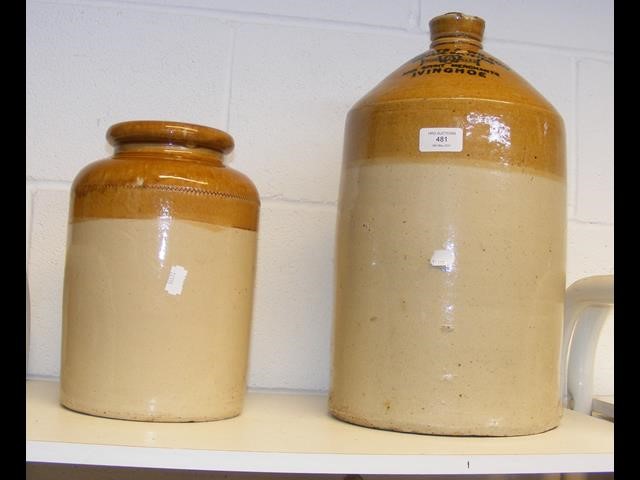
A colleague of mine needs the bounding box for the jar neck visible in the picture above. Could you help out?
[113,142,225,165]
[430,36,483,50]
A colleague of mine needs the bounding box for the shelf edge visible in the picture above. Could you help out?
[26,441,614,475]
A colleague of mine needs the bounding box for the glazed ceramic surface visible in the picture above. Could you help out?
[60,121,260,422]
[330,13,566,436]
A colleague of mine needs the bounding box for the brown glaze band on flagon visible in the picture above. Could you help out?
[345,12,564,178]
[70,121,260,231]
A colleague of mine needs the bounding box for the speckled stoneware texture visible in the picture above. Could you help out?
[330,12,566,436]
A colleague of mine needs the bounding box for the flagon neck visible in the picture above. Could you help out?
[429,12,485,49]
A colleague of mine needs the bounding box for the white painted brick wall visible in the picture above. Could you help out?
[28,188,70,377]
[26,0,614,397]
[120,0,421,29]
[229,23,423,203]
[26,2,234,181]
[249,202,336,390]
[420,0,614,52]
[576,59,615,225]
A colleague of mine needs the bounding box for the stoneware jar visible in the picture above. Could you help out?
[330,12,566,436]
[60,120,260,422]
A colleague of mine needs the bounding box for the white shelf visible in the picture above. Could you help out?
[27,380,613,475]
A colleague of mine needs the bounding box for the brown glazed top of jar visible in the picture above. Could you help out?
[345,12,565,179]
[107,120,235,153]
[70,121,260,231]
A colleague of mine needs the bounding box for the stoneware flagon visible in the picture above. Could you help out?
[60,120,260,422]
[330,12,566,436]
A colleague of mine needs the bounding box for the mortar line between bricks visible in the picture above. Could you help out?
[484,37,614,58]
[261,197,337,211]
[573,58,582,219]
[31,0,615,56]
[26,374,60,382]
[26,179,72,190]
[33,0,418,35]
[247,386,329,396]
[224,26,237,132]
[407,0,422,33]
[567,218,614,228]
[26,184,35,268]
[569,56,578,220]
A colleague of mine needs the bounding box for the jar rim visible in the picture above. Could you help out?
[106,120,234,154]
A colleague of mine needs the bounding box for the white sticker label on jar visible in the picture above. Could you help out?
[165,265,188,296]
[419,128,463,152]
[430,249,455,271]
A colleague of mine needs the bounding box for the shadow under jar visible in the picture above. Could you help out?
[330,12,566,436]
[60,120,260,422]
